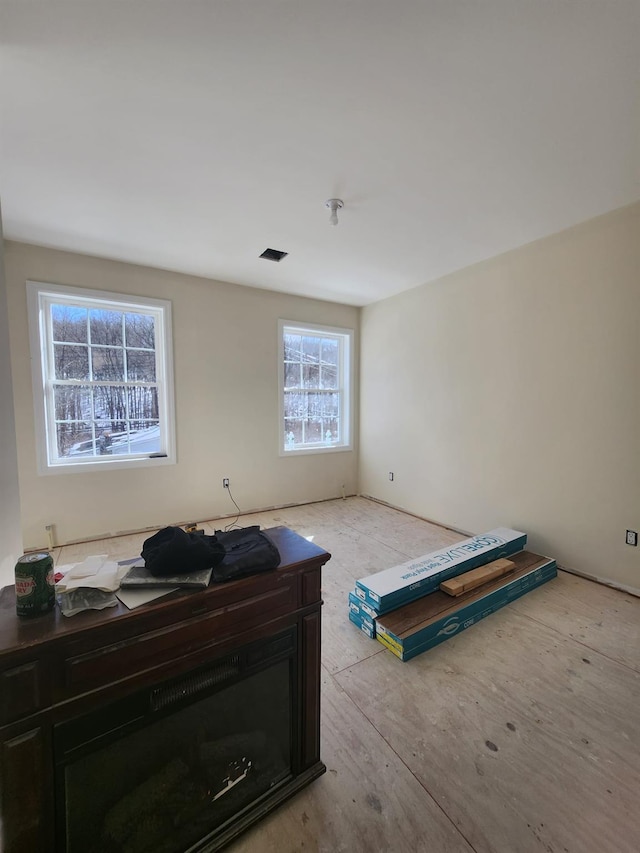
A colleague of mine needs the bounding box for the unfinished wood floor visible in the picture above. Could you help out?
[55,497,640,853]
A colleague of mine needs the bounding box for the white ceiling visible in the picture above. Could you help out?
[1,1,638,306]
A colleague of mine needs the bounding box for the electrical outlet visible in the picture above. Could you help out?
[223,478,230,489]
[626,529,637,546]
[388,472,394,482]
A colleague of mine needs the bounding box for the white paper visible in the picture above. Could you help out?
[116,587,178,610]
[56,555,127,593]
[66,554,110,578]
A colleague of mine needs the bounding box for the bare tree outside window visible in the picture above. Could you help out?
[281,323,352,453]
[27,282,175,471]
[49,304,162,458]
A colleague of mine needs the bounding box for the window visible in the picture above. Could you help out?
[27,281,175,473]
[279,320,353,454]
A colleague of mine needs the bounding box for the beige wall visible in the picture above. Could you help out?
[360,203,640,592]
[0,215,24,587]
[4,242,359,549]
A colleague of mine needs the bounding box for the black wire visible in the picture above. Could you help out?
[224,485,243,531]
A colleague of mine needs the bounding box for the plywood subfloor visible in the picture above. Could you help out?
[56,497,640,853]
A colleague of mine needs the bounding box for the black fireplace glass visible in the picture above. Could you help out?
[59,656,292,853]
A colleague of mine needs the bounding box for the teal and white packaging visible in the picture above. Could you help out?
[348,610,376,639]
[348,590,378,621]
[356,527,527,613]
[376,558,556,661]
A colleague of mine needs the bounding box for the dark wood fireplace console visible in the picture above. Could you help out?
[0,527,330,853]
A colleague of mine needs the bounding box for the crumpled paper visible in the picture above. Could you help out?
[55,555,129,593]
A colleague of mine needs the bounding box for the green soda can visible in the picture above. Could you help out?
[15,553,55,618]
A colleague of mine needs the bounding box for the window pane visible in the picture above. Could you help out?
[320,364,337,389]
[91,347,124,381]
[284,334,301,361]
[303,419,322,443]
[93,385,127,422]
[97,423,128,455]
[30,284,174,469]
[284,391,306,419]
[128,421,161,455]
[54,385,92,421]
[51,304,87,343]
[284,362,300,388]
[96,421,127,438]
[302,363,319,389]
[127,386,159,420]
[94,429,114,455]
[125,313,155,349]
[324,418,340,442]
[94,416,115,433]
[321,338,338,366]
[321,392,339,418]
[107,427,129,455]
[54,344,89,380]
[302,336,320,362]
[130,419,159,432]
[126,350,156,382]
[281,323,350,452]
[284,419,302,447]
[90,309,123,346]
[306,393,323,418]
[60,422,94,458]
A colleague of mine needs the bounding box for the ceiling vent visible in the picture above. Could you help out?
[259,248,288,262]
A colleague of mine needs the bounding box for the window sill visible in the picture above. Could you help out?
[279,444,353,458]
[38,454,176,476]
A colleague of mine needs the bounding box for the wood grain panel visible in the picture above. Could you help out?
[63,583,296,692]
[0,727,46,853]
[440,557,515,596]
[301,567,321,605]
[0,661,41,725]
[301,612,321,767]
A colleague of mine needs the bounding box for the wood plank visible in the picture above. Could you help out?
[336,606,640,853]
[378,551,549,638]
[440,557,515,596]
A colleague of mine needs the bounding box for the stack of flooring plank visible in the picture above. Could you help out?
[347,528,557,661]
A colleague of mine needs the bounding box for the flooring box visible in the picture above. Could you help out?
[347,596,376,635]
[348,591,378,622]
[376,551,556,661]
[349,610,376,639]
[356,527,527,613]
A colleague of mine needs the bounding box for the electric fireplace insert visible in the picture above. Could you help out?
[56,630,295,853]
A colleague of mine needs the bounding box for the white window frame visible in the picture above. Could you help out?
[278,319,354,456]
[27,281,176,474]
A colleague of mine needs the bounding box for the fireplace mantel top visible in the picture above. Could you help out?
[0,525,330,658]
